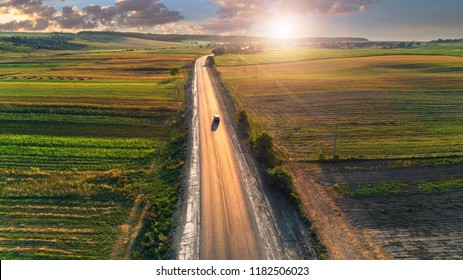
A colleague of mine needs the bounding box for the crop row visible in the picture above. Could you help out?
[0,196,131,259]
[0,104,172,118]
[0,168,137,258]
[0,135,156,170]
[0,46,194,259]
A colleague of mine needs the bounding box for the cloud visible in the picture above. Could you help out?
[84,0,184,28]
[115,0,184,27]
[0,18,50,31]
[0,0,379,33]
[199,0,381,34]
[280,0,380,15]
[82,5,118,27]
[0,0,184,31]
[0,0,57,18]
[55,6,98,29]
[0,0,54,31]
[199,0,267,35]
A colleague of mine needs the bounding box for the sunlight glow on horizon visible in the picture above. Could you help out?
[275,20,292,39]
[256,14,315,40]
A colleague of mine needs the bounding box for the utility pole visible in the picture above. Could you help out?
[333,123,338,160]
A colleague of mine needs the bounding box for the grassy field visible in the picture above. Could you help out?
[216,43,463,66]
[215,45,463,259]
[216,52,463,163]
[0,169,135,259]
[0,36,206,259]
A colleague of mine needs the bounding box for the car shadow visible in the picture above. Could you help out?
[211,121,219,131]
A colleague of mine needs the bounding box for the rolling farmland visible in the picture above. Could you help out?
[216,54,463,162]
[0,38,205,259]
[215,46,463,259]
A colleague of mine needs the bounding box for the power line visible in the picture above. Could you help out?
[238,54,339,126]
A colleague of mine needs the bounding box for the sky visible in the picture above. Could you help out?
[0,0,462,41]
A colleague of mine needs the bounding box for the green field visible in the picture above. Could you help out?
[0,169,135,259]
[0,36,205,259]
[216,50,463,164]
[216,43,463,66]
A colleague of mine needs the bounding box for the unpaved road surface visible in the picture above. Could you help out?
[177,56,316,260]
[197,56,261,259]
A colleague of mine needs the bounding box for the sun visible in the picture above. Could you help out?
[273,18,294,39]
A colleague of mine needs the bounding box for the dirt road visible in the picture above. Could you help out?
[177,56,316,260]
[197,56,261,259]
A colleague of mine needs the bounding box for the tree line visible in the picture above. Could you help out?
[0,34,86,50]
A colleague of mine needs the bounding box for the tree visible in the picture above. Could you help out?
[238,110,250,134]
[170,67,180,77]
[254,132,273,153]
[238,110,249,124]
[267,165,293,196]
[212,47,225,56]
[206,56,215,66]
[252,132,280,167]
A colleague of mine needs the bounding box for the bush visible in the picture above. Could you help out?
[233,111,327,259]
[267,165,293,197]
[206,56,215,66]
[252,132,280,167]
[170,67,180,76]
[238,110,250,135]
[212,47,225,56]
[289,192,300,203]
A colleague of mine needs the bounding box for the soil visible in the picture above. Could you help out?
[336,192,463,259]
[289,162,389,259]
[289,161,463,259]
[314,161,463,186]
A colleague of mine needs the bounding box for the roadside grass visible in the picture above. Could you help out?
[131,115,187,260]
[0,44,199,259]
[216,55,463,165]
